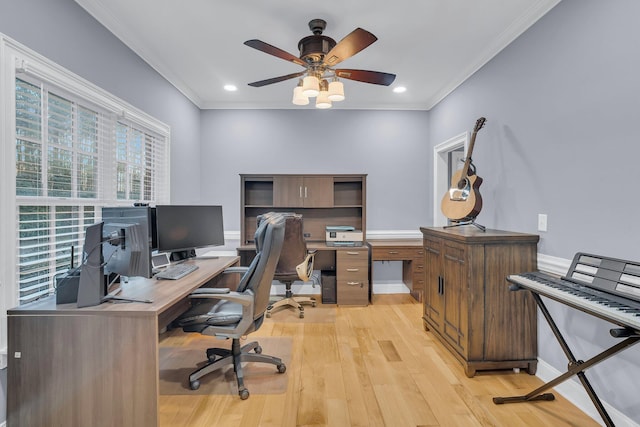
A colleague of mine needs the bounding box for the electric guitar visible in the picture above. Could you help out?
[440,117,486,221]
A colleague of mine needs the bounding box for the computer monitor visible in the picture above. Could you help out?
[77,221,106,308]
[102,206,156,278]
[77,220,154,308]
[156,205,225,261]
[102,222,149,279]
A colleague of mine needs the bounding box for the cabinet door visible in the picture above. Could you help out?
[273,176,305,207]
[442,241,468,354]
[423,237,443,329]
[272,176,334,207]
[301,177,334,207]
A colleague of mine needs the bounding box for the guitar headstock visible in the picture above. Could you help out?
[474,117,486,132]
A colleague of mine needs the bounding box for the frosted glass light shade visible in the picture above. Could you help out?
[328,81,345,101]
[316,90,332,109]
[302,75,320,97]
[292,86,309,105]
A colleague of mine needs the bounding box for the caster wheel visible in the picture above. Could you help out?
[190,380,200,390]
[266,312,271,318]
[239,388,250,400]
[255,345,262,354]
[277,363,287,374]
[299,312,304,318]
[312,302,316,307]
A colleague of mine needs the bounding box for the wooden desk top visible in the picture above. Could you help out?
[8,256,239,317]
[367,238,422,248]
[237,242,367,252]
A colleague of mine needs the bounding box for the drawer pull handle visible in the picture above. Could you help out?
[346,268,359,272]
[347,281,360,286]
[388,251,399,254]
[346,251,360,255]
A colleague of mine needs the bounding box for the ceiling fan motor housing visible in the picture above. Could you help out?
[298,35,336,65]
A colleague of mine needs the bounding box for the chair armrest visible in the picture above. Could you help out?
[223,266,249,274]
[190,287,230,295]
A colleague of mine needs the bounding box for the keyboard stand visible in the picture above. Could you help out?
[493,291,640,427]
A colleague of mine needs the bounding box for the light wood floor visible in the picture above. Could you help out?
[158,294,599,427]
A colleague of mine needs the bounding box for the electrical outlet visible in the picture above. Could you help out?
[538,214,548,232]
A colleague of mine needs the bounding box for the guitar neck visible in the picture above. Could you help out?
[461,132,478,177]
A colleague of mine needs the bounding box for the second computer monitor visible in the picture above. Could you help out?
[156,205,225,261]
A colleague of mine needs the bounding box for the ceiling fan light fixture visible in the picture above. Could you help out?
[292,85,309,105]
[316,79,332,109]
[316,91,332,109]
[302,75,320,97]
[328,80,345,101]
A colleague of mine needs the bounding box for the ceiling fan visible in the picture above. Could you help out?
[244,19,396,108]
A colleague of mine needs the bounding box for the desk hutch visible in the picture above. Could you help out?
[240,174,369,305]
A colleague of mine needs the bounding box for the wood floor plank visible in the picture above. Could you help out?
[159,294,600,427]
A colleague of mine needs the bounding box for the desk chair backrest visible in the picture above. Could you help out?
[269,213,308,282]
[244,213,285,320]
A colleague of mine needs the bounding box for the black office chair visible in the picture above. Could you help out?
[265,212,317,319]
[174,212,286,399]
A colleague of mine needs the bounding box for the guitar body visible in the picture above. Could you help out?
[440,170,483,221]
[440,117,486,222]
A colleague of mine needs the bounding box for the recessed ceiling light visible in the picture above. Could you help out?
[393,86,407,93]
[224,84,237,92]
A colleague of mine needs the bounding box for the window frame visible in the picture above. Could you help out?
[0,33,171,367]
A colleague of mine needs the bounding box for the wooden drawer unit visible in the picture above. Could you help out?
[336,248,369,305]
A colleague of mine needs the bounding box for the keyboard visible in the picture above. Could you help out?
[508,271,640,331]
[155,263,199,280]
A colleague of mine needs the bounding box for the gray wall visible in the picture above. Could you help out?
[429,0,640,423]
[199,109,430,232]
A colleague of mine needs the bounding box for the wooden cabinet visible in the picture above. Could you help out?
[241,174,366,244]
[337,248,369,305]
[273,175,334,207]
[420,226,539,377]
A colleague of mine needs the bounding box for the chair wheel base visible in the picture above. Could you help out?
[239,388,250,400]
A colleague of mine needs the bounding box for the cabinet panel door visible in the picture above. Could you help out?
[273,176,304,207]
[442,241,467,354]
[424,238,443,329]
[301,176,334,207]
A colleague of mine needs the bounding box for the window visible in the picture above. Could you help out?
[1,34,171,358]
[14,77,169,303]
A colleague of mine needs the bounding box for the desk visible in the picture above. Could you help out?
[238,243,370,305]
[6,256,239,427]
[367,239,425,301]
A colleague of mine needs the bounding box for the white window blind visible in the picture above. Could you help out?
[14,76,169,304]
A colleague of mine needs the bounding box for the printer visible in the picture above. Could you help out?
[325,226,363,247]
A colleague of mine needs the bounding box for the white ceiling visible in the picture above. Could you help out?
[74,0,560,110]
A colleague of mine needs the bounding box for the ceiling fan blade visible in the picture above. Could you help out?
[335,69,396,86]
[323,28,377,67]
[244,39,307,67]
[248,71,306,87]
